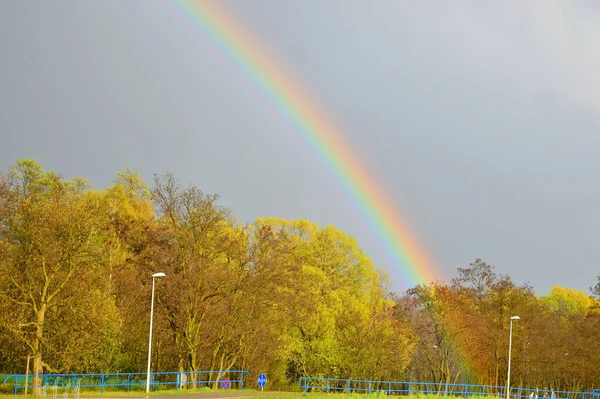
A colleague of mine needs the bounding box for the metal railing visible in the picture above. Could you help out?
[299,377,597,399]
[3,370,250,395]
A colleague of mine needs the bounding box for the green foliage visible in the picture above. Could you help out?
[540,286,592,316]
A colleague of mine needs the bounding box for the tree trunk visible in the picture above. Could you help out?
[32,354,42,396]
[33,304,47,396]
[189,351,197,389]
[208,343,221,390]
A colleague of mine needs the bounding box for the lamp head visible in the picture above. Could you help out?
[152,272,166,278]
[510,316,520,320]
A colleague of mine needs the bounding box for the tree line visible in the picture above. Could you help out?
[0,159,599,392]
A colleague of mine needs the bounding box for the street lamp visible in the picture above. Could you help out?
[146,272,166,393]
[507,316,520,399]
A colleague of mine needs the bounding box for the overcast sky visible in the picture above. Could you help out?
[1,0,599,294]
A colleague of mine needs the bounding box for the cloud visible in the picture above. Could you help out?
[398,1,600,113]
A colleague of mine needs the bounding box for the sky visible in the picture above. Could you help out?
[1,0,599,295]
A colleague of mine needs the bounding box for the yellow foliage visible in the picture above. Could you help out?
[540,285,592,316]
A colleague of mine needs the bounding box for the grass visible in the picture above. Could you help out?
[300,395,503,399]
[0,392,506,399]
[0,387,300,398]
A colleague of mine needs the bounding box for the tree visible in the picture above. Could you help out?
[94,168,157,372]
[398,283,471,388]
[540,286,593,319]
[592,274,600,298]
[452,259,537,387]
[534,286,600,391]
[0,160,116,391]
[150,172,243,374]
[269,221,415,382]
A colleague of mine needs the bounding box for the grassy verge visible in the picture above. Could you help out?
[297,395,504,399]
[0,387,300,398]
[0,393,505,399]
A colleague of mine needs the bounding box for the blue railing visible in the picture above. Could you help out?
[299,377,597,399]
[4,370,250,395]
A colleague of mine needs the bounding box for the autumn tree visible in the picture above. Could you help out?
[592,274,600,298]
[451,259,537,387]
[95,169,157,372]
[3,160,598,391]
[149,172,245,374]
[0,160,118,391]
[397,283,473,388]
[532,287,600,391]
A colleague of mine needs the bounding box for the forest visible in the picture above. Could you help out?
[1,159,599,391]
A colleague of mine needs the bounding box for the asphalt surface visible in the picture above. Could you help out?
[86,392,303,399]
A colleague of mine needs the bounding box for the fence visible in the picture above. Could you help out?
[3,370,250,395]
[4,373,598,398]
[299,377,598,399]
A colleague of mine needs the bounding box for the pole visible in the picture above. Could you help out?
[25,354,31,397]
[146,277,156,394]
[507,318,513,398]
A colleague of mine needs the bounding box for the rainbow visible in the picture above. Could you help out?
[170,0,439,288]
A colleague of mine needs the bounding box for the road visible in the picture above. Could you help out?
[87,391,303,399]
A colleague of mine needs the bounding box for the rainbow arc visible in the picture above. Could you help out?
[172,0,439,288]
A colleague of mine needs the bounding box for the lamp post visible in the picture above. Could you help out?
[146,272,166,393]
[507,316,520,399]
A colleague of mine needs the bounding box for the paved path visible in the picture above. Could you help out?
[87,391,303,399]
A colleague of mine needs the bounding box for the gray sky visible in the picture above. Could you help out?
[1,0,598,294]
